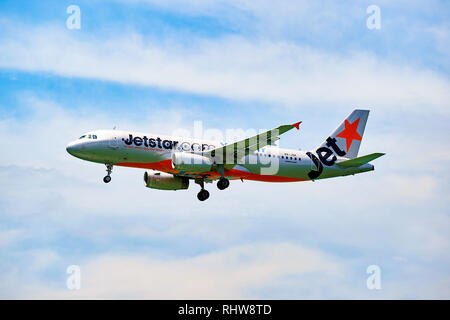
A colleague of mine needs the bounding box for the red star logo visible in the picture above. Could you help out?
[336,118,362,152]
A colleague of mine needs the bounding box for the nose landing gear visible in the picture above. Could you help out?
[103,164,113,183]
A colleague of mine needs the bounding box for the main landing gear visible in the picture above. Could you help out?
[217,177,230,190]
[194,177,230,201]
[216,164,230,191]
[197,189,210,201]
[103,164,113,183]
[195,179,210,201]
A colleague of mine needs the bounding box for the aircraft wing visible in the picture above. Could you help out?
[205,121,302,164]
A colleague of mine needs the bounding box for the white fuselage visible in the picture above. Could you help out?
[66,129,374,183]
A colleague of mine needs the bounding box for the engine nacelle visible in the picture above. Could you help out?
[171,152,213,173]
[144,171,189,190]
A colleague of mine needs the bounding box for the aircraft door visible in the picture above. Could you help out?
[108,133,120,149]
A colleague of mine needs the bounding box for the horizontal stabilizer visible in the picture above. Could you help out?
[336,153,385,167]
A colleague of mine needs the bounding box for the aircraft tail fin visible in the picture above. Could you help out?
[318,109,370,159]
[336,152,385,167]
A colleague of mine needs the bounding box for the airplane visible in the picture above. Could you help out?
[66,109,385,201]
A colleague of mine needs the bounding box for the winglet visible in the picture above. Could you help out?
[292,121,302,130]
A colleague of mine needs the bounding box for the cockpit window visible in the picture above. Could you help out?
[79,134,98,140]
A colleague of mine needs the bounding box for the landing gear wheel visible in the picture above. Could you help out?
[197,189,210,201]
[217,178,230,190]
[103,164,113,183]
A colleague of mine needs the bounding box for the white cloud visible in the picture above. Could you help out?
[382,174,437,203]
[7,241,450,299]
[0,229,23,247]
[0,21,449,114]
[28,250,61,271]
[18,242,343,299]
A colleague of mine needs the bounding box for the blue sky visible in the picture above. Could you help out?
[0,0,449,298]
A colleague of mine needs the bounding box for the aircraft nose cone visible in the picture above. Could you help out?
[66,141,80,156]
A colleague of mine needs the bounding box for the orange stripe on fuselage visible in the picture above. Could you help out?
[115,160,306,183]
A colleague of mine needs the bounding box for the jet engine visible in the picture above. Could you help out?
[171,152,213,173]
[143,171,189,190]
